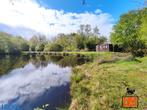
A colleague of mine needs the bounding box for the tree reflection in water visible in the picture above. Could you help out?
[0,54,90,110]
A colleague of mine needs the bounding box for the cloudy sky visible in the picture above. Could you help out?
[0,0,144,39]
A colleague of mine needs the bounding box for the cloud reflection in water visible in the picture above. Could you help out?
[0,62,71,108]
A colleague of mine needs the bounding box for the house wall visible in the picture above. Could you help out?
[96,44,110,52]
[96,44,123,52]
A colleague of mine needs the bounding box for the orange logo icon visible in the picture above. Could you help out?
[122,96,138,108]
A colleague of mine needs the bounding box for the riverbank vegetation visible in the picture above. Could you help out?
[70,53,147,110]
[0,32,29,54]
[0,24,106,54]
[44,25,106,52]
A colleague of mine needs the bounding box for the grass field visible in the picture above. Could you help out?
[70,53,147,110]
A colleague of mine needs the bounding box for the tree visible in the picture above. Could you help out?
[79,24,92,36]
[36,43,45,51]
[85,24,92,36]
[29,36,39,51]
[0,32,29,54]
[85,36,98,51]
[75,33,85,50]
[29,35,47,51]
[46,43,63,52]
[13,36,29,51]
[93,26,100,36]
[79,25,85,35]
[140,8,147,46]
[110,9,146,57]
[98,36,107,45]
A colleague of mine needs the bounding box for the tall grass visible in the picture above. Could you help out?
[70,53,147,110]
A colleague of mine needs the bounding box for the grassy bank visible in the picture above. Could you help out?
[22,51,120,59]
[70,53,147,110]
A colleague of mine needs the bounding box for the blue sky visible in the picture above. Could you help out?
[0,0,144,39]
[39,0,143,21]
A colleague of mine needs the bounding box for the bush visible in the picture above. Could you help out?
[132,50,144,57]
[36,43,45,51]
[44,43,63,52]
[21,43,29,51]
[30,45,35,51]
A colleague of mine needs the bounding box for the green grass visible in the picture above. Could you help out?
[23,51,110,55]
[70,54,147,110]
[23,51,123,60]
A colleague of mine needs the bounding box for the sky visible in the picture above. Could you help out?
[0,0,145,39]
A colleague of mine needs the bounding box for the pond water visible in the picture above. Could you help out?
[0,55,90,110]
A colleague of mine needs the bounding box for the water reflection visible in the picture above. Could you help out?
[0,55,89,76]
[0,55,90,110]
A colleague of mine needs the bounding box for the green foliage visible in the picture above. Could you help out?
[141,8,147,46]
[97,36,107,45]
[0,25,107,54]
[45,43,63,52]
[0,32,29,54]
[29,35,47,51]
[44,25,107,52]
[85,36,98,51]
[35,43,45,51]
[72,72,85,83]
[55,33,77,51]
[13,36,29,51]
[0,55,30,75]
[111,8,147,57]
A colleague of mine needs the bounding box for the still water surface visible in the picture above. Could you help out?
[0,55,89,110]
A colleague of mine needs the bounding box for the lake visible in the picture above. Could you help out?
[0,55,90,110]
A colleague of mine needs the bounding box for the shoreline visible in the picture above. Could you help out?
[69,54,147,110]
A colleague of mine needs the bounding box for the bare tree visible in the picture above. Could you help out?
[85,24,91,36]
[93,26,100,36]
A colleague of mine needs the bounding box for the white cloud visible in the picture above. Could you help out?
[95,9,102,14]
[0,0,114,38]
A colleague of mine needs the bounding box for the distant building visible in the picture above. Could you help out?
[96,43,122,52]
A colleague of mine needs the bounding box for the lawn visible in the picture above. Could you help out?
[70,53,147,110]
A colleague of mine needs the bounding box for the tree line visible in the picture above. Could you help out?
[0,24,106,54]
[44,25,106,52]
[0,32,29,54]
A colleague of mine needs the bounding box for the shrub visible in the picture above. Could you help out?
[44,43,63,52]
[36,43,45,51]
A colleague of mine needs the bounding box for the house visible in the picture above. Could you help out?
[96,43,122,52]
